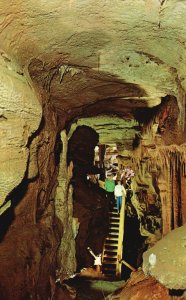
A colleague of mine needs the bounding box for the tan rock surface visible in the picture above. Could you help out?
[0,65,41,206]
[0,0,186,119]
[143,223,186,289]
[106,269,170,300]
[0,1,186,299]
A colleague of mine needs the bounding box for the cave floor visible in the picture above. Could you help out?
[68,278,125,300]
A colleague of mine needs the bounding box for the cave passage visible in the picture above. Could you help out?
[67,124,146,280]
[1,2,186,298]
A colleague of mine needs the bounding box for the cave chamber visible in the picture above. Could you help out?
[0,1,186,299]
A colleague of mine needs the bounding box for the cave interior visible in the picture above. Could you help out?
[0,1,186,299]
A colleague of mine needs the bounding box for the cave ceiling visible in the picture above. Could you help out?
[69,115,141,148]
[0,0,186,135]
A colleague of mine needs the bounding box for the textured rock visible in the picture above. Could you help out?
[69,116,141,147]
[55,131,76,278]
[0,0,186,121]
[0,0,186,299]
[106,269,170,300]
[143,223,186,289]
[0,106,61,300]
[0,64,42,207]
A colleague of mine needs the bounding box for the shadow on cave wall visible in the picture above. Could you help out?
[0,179,28,241]
[0,118,63,242]
[0,117,47,241]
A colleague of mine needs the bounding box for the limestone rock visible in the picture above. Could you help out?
[0,0,186,119]
[69,116,141,148]
[143,223,186,289]
[106,269,170,300]
[0,65,42,207]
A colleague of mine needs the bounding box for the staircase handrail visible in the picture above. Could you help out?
[116,191,126,277]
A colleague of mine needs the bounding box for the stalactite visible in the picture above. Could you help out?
[132,128,186,242]
[173,152,178,228]
[177,82,186,131]
[159,153,171,236]
[177,159,182,226]
[170,154,174,230]
[183,162,185,177]
[164,147,186,230]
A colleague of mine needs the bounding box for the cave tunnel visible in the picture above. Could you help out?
[1,1,186,299]
[67,123,148,281]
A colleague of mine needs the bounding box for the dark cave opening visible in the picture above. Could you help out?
[122,214,147,280]
[67,125,109,271]
[67,125,99,176]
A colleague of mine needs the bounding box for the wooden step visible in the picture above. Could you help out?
[103,253,117,258]
[102,260,117,265]
[108,231,119,235]
[108,236,118,241]
[102,266,116,271]
[109,226,119,230]
[104,249,118,254]
[106,237,118,241]
[104,242,118,247]
[109,211,118,215]
[103,247,117,250]
[109,219,119,222]
[102,255,117,263]
[109,222,119,227]
[104,248,118,253]
[109,225,119,229]
[109,214,119,220]
[110,220,119,223]
[103,259,117,264]
[103,249,118,255]
[108,233,119,238]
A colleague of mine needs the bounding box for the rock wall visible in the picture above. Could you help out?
[117,96,186,248]
[143,223,186,290]
[0,1,186,298]
[0,63,41,208]
[0,65,63,299]
[106,269,171,300]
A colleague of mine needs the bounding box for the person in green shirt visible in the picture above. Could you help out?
[104,175,115,211]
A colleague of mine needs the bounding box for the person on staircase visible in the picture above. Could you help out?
[124,166,135,189]
[104,175,115,211]
[114,180,126,214]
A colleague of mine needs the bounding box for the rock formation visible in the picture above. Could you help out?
[0,0,186,299]
[143,223,186,290]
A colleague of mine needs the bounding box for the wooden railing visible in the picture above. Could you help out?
[116,192,126,277]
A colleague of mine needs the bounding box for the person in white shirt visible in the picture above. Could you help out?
[114,181,126,214]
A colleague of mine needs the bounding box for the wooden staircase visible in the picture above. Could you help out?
[102,210,119,277]
[102,198,125,278]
